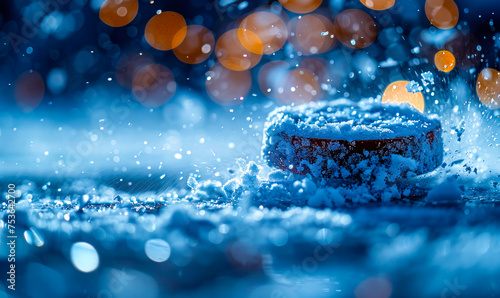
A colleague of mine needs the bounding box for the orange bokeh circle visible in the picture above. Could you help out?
[145,12,187,51]
[300,57,330,84]
[173,25,215,64]
[360,0,395,11]
[476,68,500,110]
[276,68,322,105]
[206,63,252,106]
[132,64,176,107]
[333,9,377,49]
[434,50,456,72]
[215,29,263,71]
[116,52,155,88]
[239,11,288,55]
[278,0,323,14]
[382,80,425,113]
[425,0,459,30]
[287,14,336,55]
[99,0,139,27]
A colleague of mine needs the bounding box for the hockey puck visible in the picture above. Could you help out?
[263,99,443,180]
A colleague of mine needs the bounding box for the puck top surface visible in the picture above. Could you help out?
[264,98,441,142]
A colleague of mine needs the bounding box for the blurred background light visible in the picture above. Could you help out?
[145,11,187,51]
[425,0,460,29]
[275,67,322,105]
[46,68,68,95]
[145,238,171,262]
[258,60,291,99]
[70,242,100,273]
[173,25,215,64]
[99,0,139,27]
[14,70,45,113]
[360,0,395,11]
[116,51,155,88]
[132,63,176,107]
[434,50,456,72]
[278,0,323,14]
[215,29,262,71]
[382,80,425,113]
[333,9,377,49]
[238,11,288,55]
[205,63,251,105]
[476,68,500,109]
[287,14,336,55]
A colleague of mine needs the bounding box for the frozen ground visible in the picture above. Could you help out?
[1,89,500,297]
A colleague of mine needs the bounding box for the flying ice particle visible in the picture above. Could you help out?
[406,81,423,94]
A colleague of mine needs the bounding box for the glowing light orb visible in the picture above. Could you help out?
[215,29,262,71]
[382,80,425,113]
[276,68,322,105]
[425,0,459,30]
[145,12,187,51]
[288,14,336,55]
[278,0,323,14]
[434,50,456,73]
[258,60,291,98]
[70,242,99,273]
[99,0,139,27]
[145,239,171,262]
[173,25,214,64]
[15,71,45,113]
[239,11,287,55]
[116,52,155,88]
[132,64,176,107]
[476,68,500,110]
[360,0,395,11]
[334,9,377,49]
[206,63,252,105]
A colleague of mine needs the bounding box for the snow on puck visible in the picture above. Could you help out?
[263,99,443,181]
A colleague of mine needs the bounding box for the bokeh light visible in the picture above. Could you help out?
[276,68,322,105]
[476,68,500,110]
[382,80,425,113]
[300,57,330,85]
[70,242,99,273]
[360,0,395,11]
[46,68,67,95]
[206,63,252,105]
[132,64,176,107]
[99,0,139,27]
[173,25,214,64]
[116,52,155,88]
[145,11,187,51]
[288,14,336,55]
[334,9,377,49]
[215,29,262,71]
[145,239,171,263]
[239,11,287,55]
[15,71,45,113]
[258,60,291,98]
[434,50,456,72]
[278,0,323,14]
[425,0,459,30]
